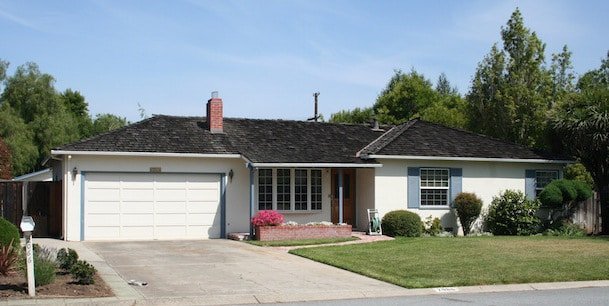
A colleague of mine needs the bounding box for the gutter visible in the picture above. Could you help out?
[365,154,572,164]
[50,150,242,159]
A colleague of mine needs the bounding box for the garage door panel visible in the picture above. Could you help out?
[187,189,219,202]
[155,213,187,226]
[121,189,154,201]
[122,226,154,238]
[121,201,154,213]
[187,202,219,213]
[85,173,221,240]
[155,201,186,213]
[155,189,186,201]
[87,214,120,226]
[87,189,120,201]
[121,214,153,226]
[86,201,120,214]
[87,227,120,239]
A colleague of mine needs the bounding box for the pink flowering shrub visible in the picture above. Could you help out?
[251,210,284,227]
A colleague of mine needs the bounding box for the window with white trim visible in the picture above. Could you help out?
[258,169,273,210]
[535,170,559,196]
[420,168,450,206]
[276,169,291,210]
[257,169,323,211]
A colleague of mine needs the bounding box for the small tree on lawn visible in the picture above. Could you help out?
[538,179,593,227]
[453,192,483,236]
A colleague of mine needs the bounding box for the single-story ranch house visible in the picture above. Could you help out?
[49,95,569,241]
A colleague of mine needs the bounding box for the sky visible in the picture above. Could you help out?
[1,0,608,122]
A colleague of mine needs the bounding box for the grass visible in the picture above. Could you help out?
[289,236,609,288]
[247,236,359,247]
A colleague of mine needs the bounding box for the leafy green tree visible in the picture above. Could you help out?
[329,107,373,124]
[60,89,93,138]
[0,105,37,175]
[0,137,12,179]
[564,163,595,189]
[551,52,609,234]
[436,73,457,96]
[467,8,553,148]
[373,69,437,124]
[92,113,128,135]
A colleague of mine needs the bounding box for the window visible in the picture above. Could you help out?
[420,168,450,206]
[535,170,559,196]
[295,169,308,210]
[311,170,322,210]
[276,169,291,210]
[258,169,272,210]
[257,169,323,211]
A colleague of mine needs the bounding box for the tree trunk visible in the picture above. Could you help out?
[600,184,609,235]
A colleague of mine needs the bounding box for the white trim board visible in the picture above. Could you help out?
[367,155,571,164]
[249,163,382,168]
[51,150,242,159]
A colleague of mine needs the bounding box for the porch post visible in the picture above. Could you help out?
[338,169,344,224]
[249,165,255,237]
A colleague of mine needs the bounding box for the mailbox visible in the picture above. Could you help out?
[20,216,35,233]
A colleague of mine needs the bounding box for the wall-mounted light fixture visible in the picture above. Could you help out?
[72,167,78,181]
[228,169,234,182]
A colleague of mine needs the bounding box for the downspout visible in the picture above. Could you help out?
[248,163,255,238]
[338,169,344,224]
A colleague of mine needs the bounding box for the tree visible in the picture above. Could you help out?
[373,69,437,124]
[0,105,37,175]
[329,107,373,124]
[550,45,576,107]
[467,8,553,148]
[60,89,93,138]
[92,114,128,135]
[0,137,12,179]
[551,52,609,234]
[436,73,457,96]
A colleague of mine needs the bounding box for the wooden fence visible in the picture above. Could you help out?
[573,192,601,234]
[0,181,62,238]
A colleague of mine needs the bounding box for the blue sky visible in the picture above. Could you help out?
[1,0,607,122]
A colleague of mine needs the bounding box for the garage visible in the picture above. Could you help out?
[83,172,223,240]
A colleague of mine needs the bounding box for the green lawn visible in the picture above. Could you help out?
[248,236,358,247]
[289,236,609,288]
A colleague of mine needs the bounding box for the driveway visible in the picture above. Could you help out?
[85,239,407,304]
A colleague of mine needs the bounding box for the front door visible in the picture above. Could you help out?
[331,169,356,225]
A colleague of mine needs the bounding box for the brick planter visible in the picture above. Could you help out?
[255,224,352,241]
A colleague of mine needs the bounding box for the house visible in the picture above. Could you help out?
[50,95,569,241]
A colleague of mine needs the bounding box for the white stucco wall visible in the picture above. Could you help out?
[374,159,565,233]
[356,168,375,231]
[61,154,251,241]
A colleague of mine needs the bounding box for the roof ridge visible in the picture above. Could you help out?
[357,119,418,157]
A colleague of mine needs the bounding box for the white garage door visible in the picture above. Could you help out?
[84,172,222,240]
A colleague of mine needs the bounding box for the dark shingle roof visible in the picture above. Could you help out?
[57,116,384,164]
[358,119,564,160]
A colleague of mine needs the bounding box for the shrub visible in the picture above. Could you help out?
[453,192,483,236]
[31,256,57,286]
[382,210,422,237]
[0,242,19,276]
[423,215,442,236]
[538,184,563,208]
[70,260,97,285]
[544,221,586,237]
[554,180,577,202]
[485,190,540,236]
[251,210,284,227]
[564,163,594,189]
[57,248,79,271]
[0,217,20,249]
[573,180,593,202]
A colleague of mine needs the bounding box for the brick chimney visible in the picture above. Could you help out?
[206,91,223,133]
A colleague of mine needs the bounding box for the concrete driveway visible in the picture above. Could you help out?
[86,239,407,304]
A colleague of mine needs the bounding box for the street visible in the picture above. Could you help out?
[264,287,609,306]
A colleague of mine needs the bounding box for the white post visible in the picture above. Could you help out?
[20,216,36,297]
[25,232,35,296]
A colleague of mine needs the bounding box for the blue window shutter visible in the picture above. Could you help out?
[407,167,420,208]
[449,168,462,207]
[525,170,536,200]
